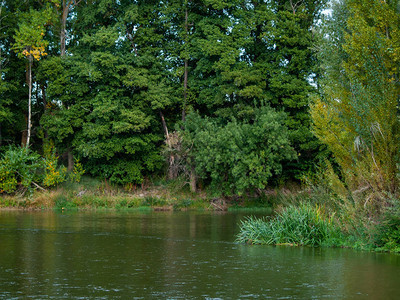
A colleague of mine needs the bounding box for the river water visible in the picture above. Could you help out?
[0,210,399,299]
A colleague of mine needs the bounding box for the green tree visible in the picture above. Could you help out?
[181,106,296,195]
[267,0,327,177]
[0,0,39,147]
[0,1,13,146]
[41,0,173,185]
[179,0,326,181]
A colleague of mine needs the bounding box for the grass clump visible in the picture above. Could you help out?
[236,202,342,247]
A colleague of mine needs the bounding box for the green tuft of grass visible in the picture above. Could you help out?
[54,194,80,210]
[236,202,343,247]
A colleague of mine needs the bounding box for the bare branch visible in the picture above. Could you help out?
[126,25,140,56]
[289,0,304,14]
[31,180,47,191]
[15,171,47,191]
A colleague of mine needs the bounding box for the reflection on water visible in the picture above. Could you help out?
[0,210,399,299]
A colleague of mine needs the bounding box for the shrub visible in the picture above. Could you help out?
[68,159,85,183]
[42,148,67,187]
[0,146,41,194]
[373,198,400,252]
[236,203,342,247]
[0,145,68,194]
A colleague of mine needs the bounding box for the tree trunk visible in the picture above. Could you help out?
[160,111,178,180]
[41,84,48,139]
[21,114,28,147]
[61,1,79,171]
[160,111,169,141]
[26,55,32,147]
[60,0,68,56]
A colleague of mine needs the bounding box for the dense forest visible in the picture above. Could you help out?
[0,0,326,193]
[1,0,400,251]
[1,0,400,205]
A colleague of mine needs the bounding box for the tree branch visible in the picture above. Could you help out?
[31,180,47,191]
[15,170,47,191]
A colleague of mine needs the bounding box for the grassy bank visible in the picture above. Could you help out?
[3,175,399,253]
[0,176,274,212]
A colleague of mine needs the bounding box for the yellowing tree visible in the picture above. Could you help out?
[311,0,400,214]
[12,5,53,147]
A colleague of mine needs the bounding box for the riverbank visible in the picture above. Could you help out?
[0,176,275,212]
[2,177,399,254]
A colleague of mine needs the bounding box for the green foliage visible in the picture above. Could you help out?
[373,198,400,253]
[54,194,73,210]
[0,161,18,193]
[42,152,66,188]
[114,198,142,210]
[182,106,296,195]
[1,0,329,193]
[0,144,70,193]
[172,198,194,210]
[12,4,54,61]
[40,0,168,185]
[68,160,85,183]
[0,146,41,193]
[190,0,326,179]
[41,140,66,187]
[236,203,342,247]
[141,196,168,207]
[84,149,163,186]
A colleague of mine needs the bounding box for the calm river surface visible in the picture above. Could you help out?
[0,210,399,299]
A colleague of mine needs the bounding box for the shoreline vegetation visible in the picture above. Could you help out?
[1,174,399,254]
[0,175,277,212]
[236,199,400,253]
[1,0,400,254]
